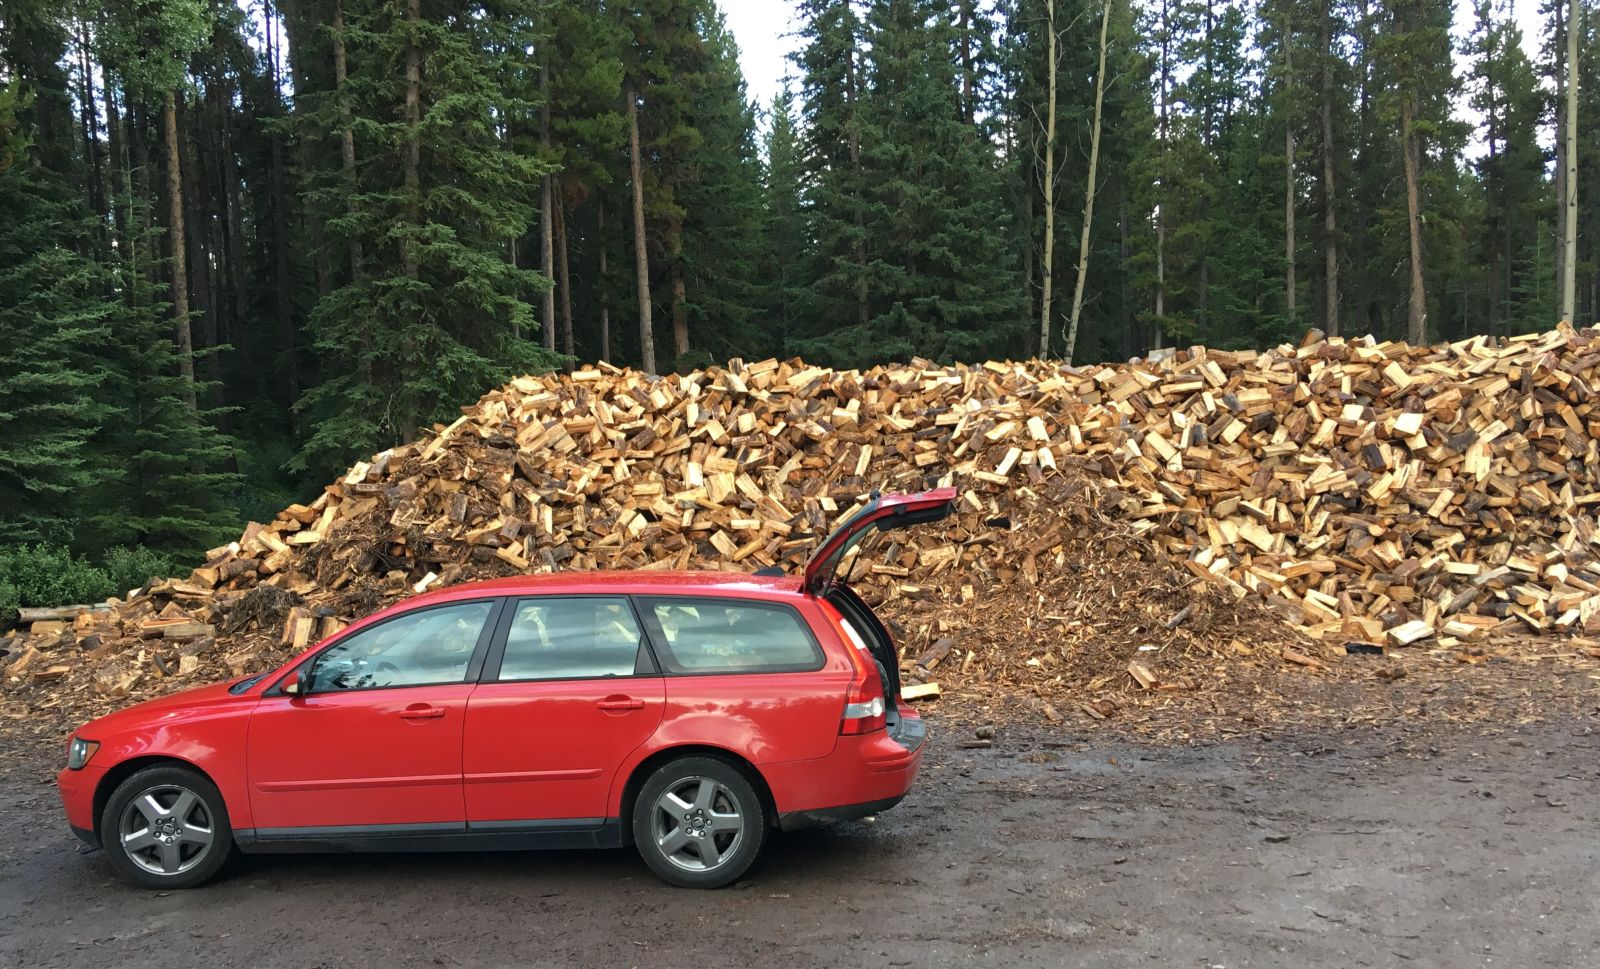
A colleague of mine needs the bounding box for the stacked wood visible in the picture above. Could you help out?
[9,324,1600,713]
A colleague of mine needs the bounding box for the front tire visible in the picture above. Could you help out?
[100,765,233,889]
[632,756,766,888]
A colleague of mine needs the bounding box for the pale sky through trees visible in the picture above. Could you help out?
[715,0,1555,153]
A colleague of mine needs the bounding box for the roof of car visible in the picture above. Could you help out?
[406,570,808,605]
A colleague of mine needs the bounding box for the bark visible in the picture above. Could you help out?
[403,0,422,280]
[1282,15,1296,329]
[1556,39,1568,304]
[74,20,106,237]
[539,58,556,350]
[1038,0,1058,358]
[556,193,575,364]
[848,44,867,326]
[279,0,330,297]
[1064,0,1111,366]
[1562,0,1579,324]
[959,0,975,124]
[597,198,611,362]
[626,84,656,373]
[671,263,689,360]
[334,0,364,284]
[1319,0,1339,336]
[219,73,248,339]
[163,90,198,413]
[1400,98,1426,345]
[106,78,127,253]
[1154,0,1170,351]
[178,98,218,398]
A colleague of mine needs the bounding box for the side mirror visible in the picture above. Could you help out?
[282,668,309,696]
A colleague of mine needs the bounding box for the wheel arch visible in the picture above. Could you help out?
[92,754,215,845]
[616,745,778,847]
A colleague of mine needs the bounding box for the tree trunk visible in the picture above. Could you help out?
[1319,0,1339,336]
[1556,45,1568,305]
[403,0,422,280]
[540,58,556,350]
[164,90,198,413]
[1038,0,1058,358]
[74,19,107,241]
[626,84,656,373]
[848,44,868,327]
[1400,98,1426,344]
[1064,0,1111,366]
[334,0,364,284]
[959,0,975,124]
[1283,15,1296,329]
[671,264,688,360]
[598,197,611,362]
[1563,0,1579,324]
[1153,0,1170,351]
[556,193,575,364]
[278,0,329,298]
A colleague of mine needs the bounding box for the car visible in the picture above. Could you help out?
[56,487,953,889]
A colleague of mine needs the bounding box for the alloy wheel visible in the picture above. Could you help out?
[117,784,216,876]
[651,776,745,872]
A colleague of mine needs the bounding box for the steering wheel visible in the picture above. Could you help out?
[368,660,401,688]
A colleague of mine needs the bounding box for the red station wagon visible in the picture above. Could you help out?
[56,488,952,889]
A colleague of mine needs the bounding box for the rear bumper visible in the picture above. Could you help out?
[779,795,905,830]
[763,707,926,828]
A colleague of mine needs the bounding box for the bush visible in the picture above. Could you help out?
[102,545,177,596]
[0,581,18,626]
[0,544,113,613]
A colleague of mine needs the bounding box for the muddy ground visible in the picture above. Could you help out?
[2,698,1598,969]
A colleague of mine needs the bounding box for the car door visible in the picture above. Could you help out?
[245,598,502,834]
[463,595,665,828]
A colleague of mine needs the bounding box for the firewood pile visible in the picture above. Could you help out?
[7,324,1600,720]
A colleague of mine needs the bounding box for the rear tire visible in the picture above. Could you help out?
[631,756,766,888]
[100,765,233,890]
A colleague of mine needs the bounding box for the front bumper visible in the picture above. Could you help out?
[58,766,105,848]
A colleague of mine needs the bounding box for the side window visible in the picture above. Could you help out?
[497,597,645,681]
[309,600,493,692]
[645,599,823,674]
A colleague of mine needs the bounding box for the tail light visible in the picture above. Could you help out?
[841,671,888,735]
[823,600,888,735]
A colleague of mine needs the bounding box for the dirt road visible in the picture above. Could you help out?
[2,718,1596,969]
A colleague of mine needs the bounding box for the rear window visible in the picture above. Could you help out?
[643,598,823,674]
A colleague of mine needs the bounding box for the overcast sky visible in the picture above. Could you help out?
[717,0,1557,152]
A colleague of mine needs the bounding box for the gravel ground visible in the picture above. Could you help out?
[2,712,1598,969]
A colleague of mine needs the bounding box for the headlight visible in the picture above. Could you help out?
[66,737,100,770]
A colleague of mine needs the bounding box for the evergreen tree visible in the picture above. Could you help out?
[293,0,557,475]
[0,80,114,545]
[803,0,1025,367]
[675,7,767,365]
[761,86,808,357]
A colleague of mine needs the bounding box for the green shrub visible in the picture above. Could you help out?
[102,545,178,596]
[0,544,113,611]
[0,581,18,626]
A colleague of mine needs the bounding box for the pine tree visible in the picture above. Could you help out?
[100,0,215,413]
[795,0,871,336]
[674,7,767,365]
[293,0,557,476]
[0,80,115,545]
[802,0,1025,366]
[761,86,808,357]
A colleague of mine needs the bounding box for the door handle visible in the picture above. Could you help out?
[399,705,446,720]
[597,697,645,711]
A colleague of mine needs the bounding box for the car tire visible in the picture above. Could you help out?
[99,765,234,890]
[632,756,766,888]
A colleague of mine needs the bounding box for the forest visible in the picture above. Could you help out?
[0,0,1593,590]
